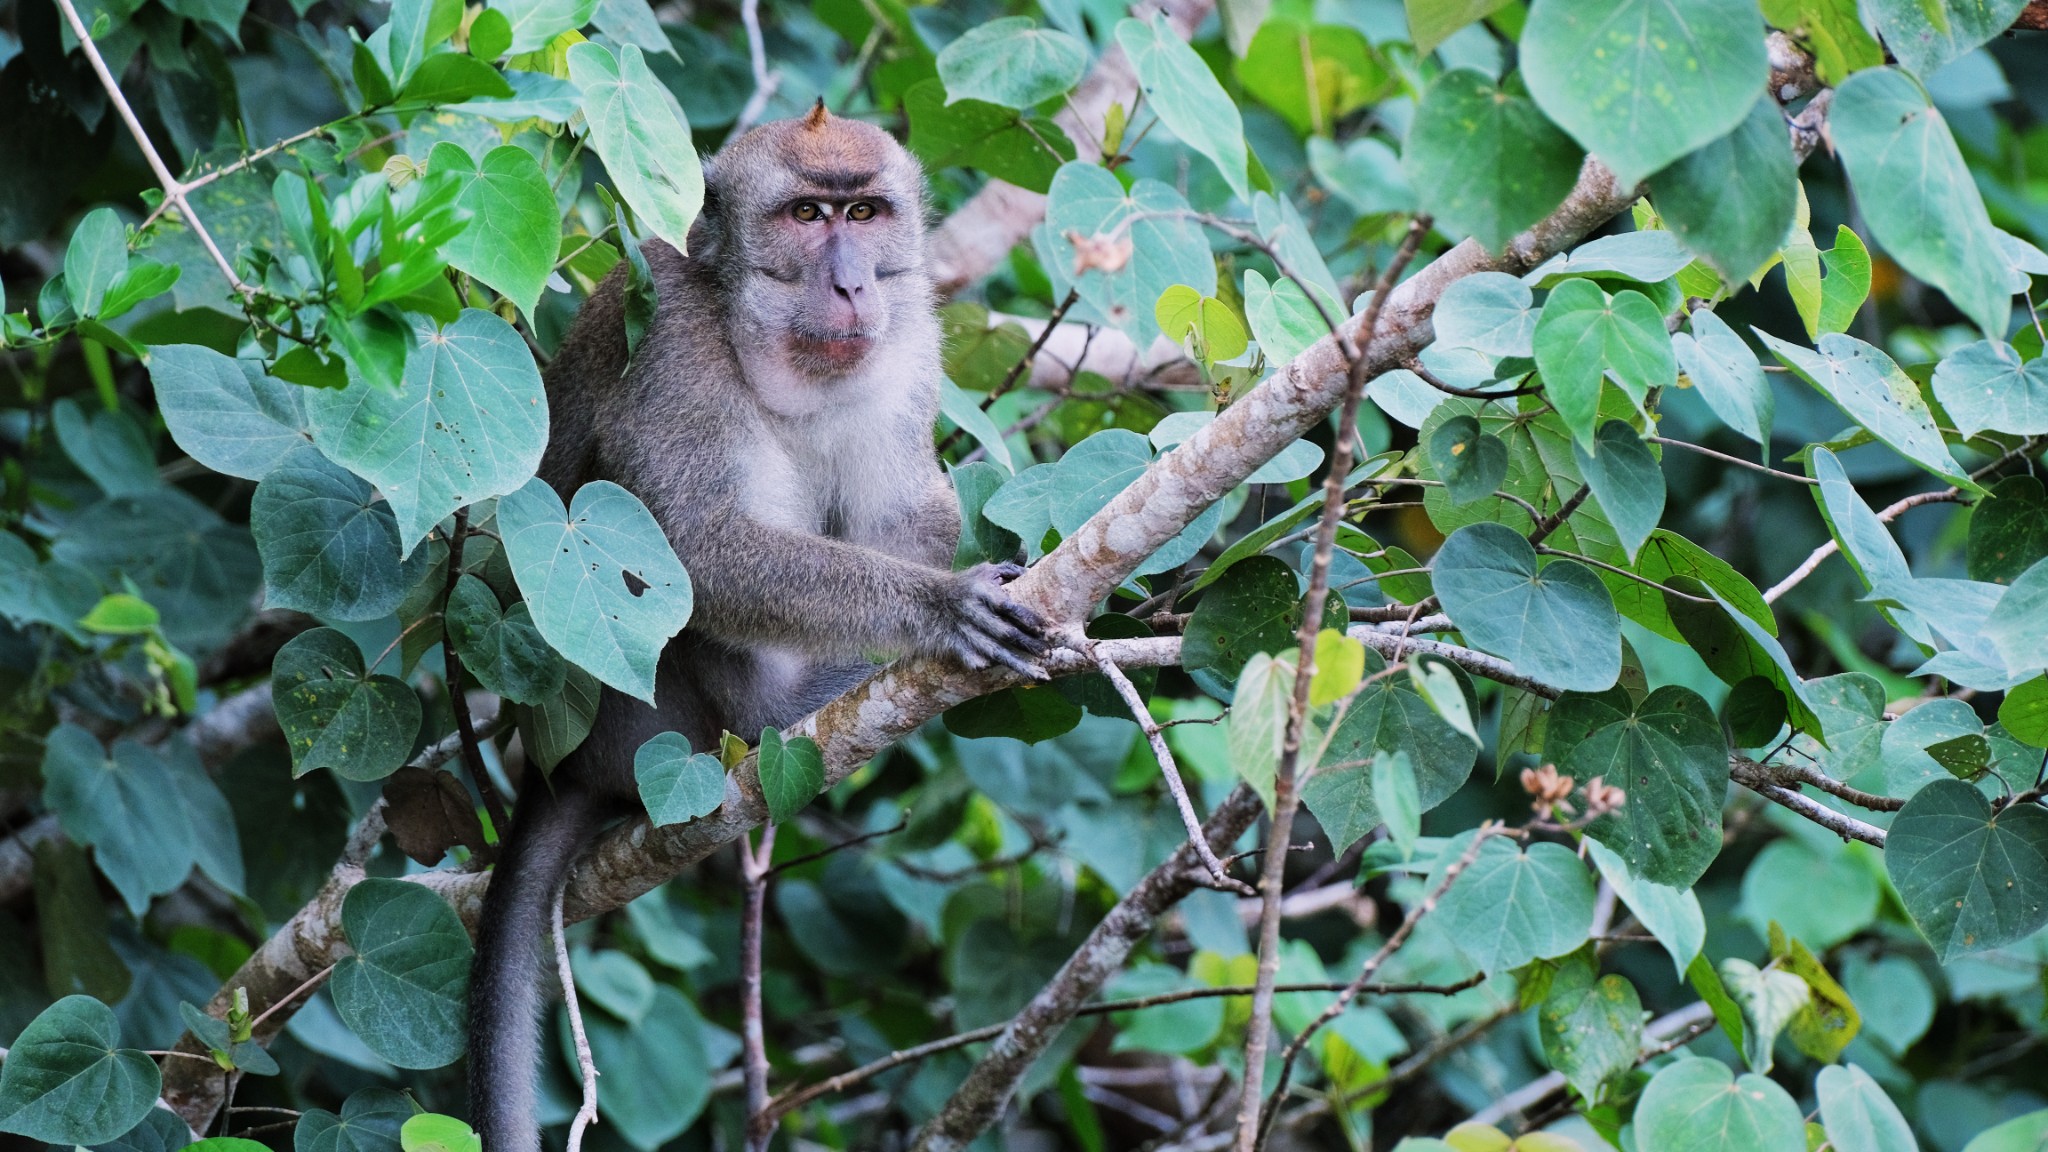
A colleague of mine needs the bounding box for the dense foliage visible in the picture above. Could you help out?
[5,0,2048,1149]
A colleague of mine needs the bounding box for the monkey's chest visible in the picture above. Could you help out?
[743,432,917,543]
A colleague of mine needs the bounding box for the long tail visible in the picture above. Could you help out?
[469,782,602,1152]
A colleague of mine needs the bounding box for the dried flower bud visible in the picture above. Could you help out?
[1519,763,1576,818]
[1583,776,1627,815]
[1066,229,1133,277]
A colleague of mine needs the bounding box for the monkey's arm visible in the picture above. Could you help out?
[674,515,1045,676]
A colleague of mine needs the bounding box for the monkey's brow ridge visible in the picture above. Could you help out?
[791,166,881,193]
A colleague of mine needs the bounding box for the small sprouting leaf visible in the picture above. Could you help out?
[1531,279,1675,451]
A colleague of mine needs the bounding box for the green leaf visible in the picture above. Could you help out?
[1530,279,1674,450]
[1230,652,1293,810]
[1042,430,1226,576]
[1885,778,2048,962]
[1433,271,1537,358]
[307,309,547,555]
[1307,136,1415,217]
[1585,838,1704,978]
[1041,161,1214,349]
[428,144,559,320]
[1865,0,2028,77]
[495,0,597,52]
[1551,685,1727,887]
[468,8,512,59]
[1721,957,1812,1073]
[1402,69,1584,254]
[758,727,825,824]
[1309,629,1364,707]
[445,574,566,703]
[1570,420,1664,561]
[1108,964,1224,1055]
[1962,1109,2048,1152]
[78,593,158,635]
[52,398,158,497]
[1648,97,1796,283]
[1985,558,2048,679]
[178,1002,279,1076]
[398,53,513,105]
[936,17,1087,109]
[1527,231,1695,287]
[331,879,471,1069]
[1841,953,1935,1057]
[1818,226,1873,336]
[1881,697,1989,797]
[1307,650,1478,846]
[634,733,726,826]
[63,207,128,318]
[51,490,260,654]
[1741,838,1880,952]
[1431,522,1622,692]
[1832,67,2020,339]
[1406,0,1514,52]
[568,985,715,1149]
[1428,415,1509,505]
[1154,285,1250,364]
[1966,473,2048,586]
[568,43,703,257]
[1673,309,1773,447]
[0,996,160,1145]
[940,381,1014,475]
[1433,833,1596,973]
[1115,15,1249,201]
[498,478,694,701]
[1410,658,1479,745]
[514,664,602,773]
[1183,555,1317,680]
[41,726,199,915]
[1638,1058,1806,1151]
[253,444,429,622]
[98,1109,196,1152]
[1932,340,2048,438]
[571,948,655,1024]
[905,80,1076,195]
[1235,18,1390,137]
[1371,750,1423,857]
[146,345,311,481]
[2001,677,2048,748]
[399,1115,478,1152]
[273,627,423,782]
[1539,965,1642,1104]
[1757,330,1976,490]
[1521,0,1766,189]
[1817,1065,1919,1152]
[294,1087,412,1152]
[1240,269,1328,367]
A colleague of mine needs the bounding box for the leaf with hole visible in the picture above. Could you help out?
[1549,685,1727,887]
[498,478,693,701]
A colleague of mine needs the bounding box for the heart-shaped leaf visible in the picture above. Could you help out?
[1532,279,1674,451]
[1403,69,1583,253]
[1433,832,1596,973]
[1432,522,1622,692]
[445,574,567,704]
[1886,778,2048,961]
[253,444,430,622]
[1634,1058,1804,1151]
[0,996,161,1145]
[273,628,423,782]
[1550,685,1727,887]
[330,879,472,1069]
[634,733,726,826]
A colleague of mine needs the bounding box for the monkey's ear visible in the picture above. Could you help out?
[803,98,830,129]
[687,180,726,262]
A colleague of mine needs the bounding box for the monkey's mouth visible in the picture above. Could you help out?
[789,333,875,367]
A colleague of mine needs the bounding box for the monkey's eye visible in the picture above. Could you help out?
[793,201,827,222]
[846,201,876,222]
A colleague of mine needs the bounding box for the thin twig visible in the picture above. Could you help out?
[1730,760,1887,846]
[1648,436,1818,485]
[1234,214,1430,1152]
[766,819,905,878]
[741,827,778,1152]
[1406,359,1543,401]
[764,975,1481,1121]
[143,120,349,227]
[247,964,335,1031]
[1254,822,1501,1147]
[1762,758,1904,811]
[441,508,512,839]
[1083,635,1251,893]
[939,289,1081,454]
[53,0,250,298]
[1526,486,1590,547]
[553,887,600,1152]
[1762,489,1967,603]
[725,0,781,144]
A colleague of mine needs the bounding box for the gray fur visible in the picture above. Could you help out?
[468,111,1047,1152]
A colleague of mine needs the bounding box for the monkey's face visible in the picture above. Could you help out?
[709,109,932,380]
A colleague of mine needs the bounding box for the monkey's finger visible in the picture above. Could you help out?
[988,562,1027,582]
[968,583,1051,638]
[963,600,1053,655]
[957,621,1049,679]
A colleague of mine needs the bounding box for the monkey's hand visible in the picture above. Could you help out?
[934,563,1052,679]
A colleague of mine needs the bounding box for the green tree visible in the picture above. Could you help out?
[3,0,2048,1150]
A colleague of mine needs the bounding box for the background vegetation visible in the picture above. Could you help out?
[3,0,2048,1150]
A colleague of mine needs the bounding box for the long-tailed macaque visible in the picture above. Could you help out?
[468,104,1049,1152]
